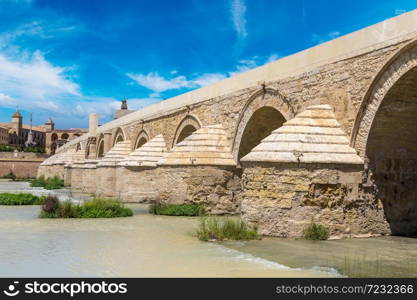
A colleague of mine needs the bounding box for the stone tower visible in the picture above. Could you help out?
[44,116,55,131]
[11,108,23,145]
[121,98,128,110]
[114,97,133,119]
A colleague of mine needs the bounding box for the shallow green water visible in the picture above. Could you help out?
[0,204,325,277]
[224,236,417,277]
[0,181,415,277]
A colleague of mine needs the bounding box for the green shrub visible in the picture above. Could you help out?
[76,198,133,218]
[39,198,133,218]
[303,223,330,240]
[0,145,15,152]
[41,195,59,212]
[196,217,259,241]
[2,170,16,180]
[31,176,64,190]
[23,146,45,153]
[13,177,34,182]
[149,203,204,216]
[0,193,45,205]
[0,145,45,153]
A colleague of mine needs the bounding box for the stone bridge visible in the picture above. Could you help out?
[39,11,417,238]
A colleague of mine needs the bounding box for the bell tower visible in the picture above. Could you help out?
[11,107,23,145]
[44,115,55,131]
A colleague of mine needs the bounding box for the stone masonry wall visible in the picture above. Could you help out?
[105,41,408,159]
[82,168,97,194]
[115,167,160,202]
[64,166,72,187]
[1,159,43,178]
[39,164,64,180]
[241,162,390,238]
[96,166,117,197]
[157,166,242,215]
[69,167,83,190]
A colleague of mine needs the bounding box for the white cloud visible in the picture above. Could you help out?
[311,31,341,45]
[228,58,257,76]
[0,50,79,106]
[0,19,155,127]
[265,53,280,63]
[231,0,248,39]
[329,31,340,39]
[68,96,162,122]
[0,49,117,126]
[0,93,16,106]
[0,21,77,49]
[127,72,227,95]
[128,54,278,95]
[192,73,227,87]
[126,72,190,94]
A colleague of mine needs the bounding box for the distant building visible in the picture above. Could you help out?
[0,126,8,145]
[0,109,87,154]
[114,97,134,119]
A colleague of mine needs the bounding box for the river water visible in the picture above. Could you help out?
[0,181,416,277]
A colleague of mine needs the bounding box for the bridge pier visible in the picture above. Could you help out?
[157,125,241,214]
[96,141,131,198]
[116,135,166,202]
[241,105,389,238]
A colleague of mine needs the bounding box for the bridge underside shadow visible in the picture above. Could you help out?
[237,106,286,162]
[366,67,417,236]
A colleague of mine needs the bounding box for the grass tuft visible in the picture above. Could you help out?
[39,197,133,218]
[196,217,259,241]
[31,176,64,190]
[1,170,16,180]
[149,203,204,216]
[303,223,330,240]
[0,193,45,205]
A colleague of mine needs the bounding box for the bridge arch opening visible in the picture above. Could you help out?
[136,137,147,148]
[134,130,149,149]
[113,128,125,145]
[365,66,417,236]
[177,125,197,144]
[51,143,57,155]
[97,139,105,158]
[237,106,286,162]
[173,115,201,146]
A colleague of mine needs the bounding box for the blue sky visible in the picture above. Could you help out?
[0,0,416,128]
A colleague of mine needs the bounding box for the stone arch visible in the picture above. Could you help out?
[113,127,125,145]
[61,133,69,140]
[232,88,293,163]
[97,138,105,158]
[134,129,149,149]
[51,143,57,155]
[351,39,417,236]
[51,133,58,141]
[172,114,202,147]
[351,38,417,156]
